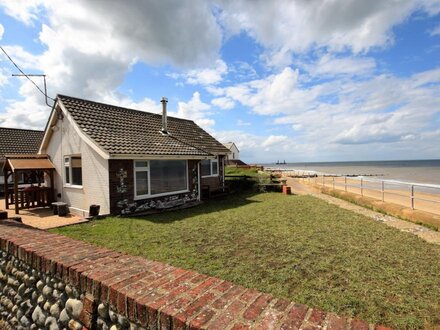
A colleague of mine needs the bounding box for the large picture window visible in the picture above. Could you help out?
[64,156,82,186]
[134,160,188,199]
[201,157,219,177]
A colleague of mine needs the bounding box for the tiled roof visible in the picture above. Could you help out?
[57,95,229,157]
[0,128,44,160]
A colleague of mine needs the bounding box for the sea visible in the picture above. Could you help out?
[261,159,440,186]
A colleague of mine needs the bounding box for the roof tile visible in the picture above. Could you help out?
[0,128,44,160]
[58,95,229,157]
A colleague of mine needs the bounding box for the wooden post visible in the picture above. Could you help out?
[332,177,335,190]
[3,168,9,209]
[411,185,414,209]
[14,171,19,214]
[49,170,54,205]
[344,176,347,192]
[360,178,363,196]
[381,181,384,202]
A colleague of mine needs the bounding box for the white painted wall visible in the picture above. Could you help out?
[43,114,110,216]
[227,144,240,160]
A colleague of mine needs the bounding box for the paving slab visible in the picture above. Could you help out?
[0,198,88,229]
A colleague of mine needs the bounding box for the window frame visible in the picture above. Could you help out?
[201,157,219,178]
[133,159,189,200]
[63,155,83,188]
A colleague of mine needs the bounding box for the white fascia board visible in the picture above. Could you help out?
[57,100,110,160]
[109,154,215,160]
[38,101,59,154]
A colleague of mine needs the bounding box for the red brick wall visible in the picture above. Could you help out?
[0,221,383,330]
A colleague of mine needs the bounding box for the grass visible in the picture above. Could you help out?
[52,193,440,329]
[224,166,264,177]
[323,187,440,231]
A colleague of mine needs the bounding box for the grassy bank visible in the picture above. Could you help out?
[224,166,263,177]
[52,193,440,329]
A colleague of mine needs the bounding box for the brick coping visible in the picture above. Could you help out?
[0,220,389,329]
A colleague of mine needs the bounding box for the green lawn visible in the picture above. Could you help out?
[52,193,440,329]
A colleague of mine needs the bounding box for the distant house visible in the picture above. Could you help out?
[223,142,240,161]
[38,95,229,216]
[0,127,44,194]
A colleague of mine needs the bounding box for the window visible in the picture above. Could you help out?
[64,156,82,186]
[150,160,187,195]
[134,161,149,196]
[134,160,188,199]
[201,157,219,177]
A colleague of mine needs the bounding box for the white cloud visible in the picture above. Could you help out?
[261,135,288,149]
[218,0,438,66]
[185,60,228,86]
[1,45,40,69]
[215,67,316,116]
[3,1,222,66]
[213,129,318,163]
[0,90,49,129]
[0,0,43,26]
[99,93,162,114]
[171,92,214,128]
[210,65,440,160]
[1,0,439,162]
[0,23,3,39]
[430,24,440,36]
[237,119,251,126]
[211,96,235,109]
[301,54,376,77]
[0,0,223,128]
[0,68,8,87]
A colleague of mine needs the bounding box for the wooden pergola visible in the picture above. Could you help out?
[2,154,55,214]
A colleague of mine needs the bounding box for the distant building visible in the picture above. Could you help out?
[223,142,247,166]
[223,142,240,161]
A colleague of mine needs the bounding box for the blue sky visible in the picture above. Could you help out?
[0,0,439,163]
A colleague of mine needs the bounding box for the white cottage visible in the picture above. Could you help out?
[223,142,240,161]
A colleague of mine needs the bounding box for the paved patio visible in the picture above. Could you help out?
[0,198,88,230]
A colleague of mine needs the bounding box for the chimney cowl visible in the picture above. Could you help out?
[161,97,168,134]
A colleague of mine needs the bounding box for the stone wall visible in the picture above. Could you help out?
[0,221,383,330]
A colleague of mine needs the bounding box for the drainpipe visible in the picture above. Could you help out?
[197,161,201,201]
